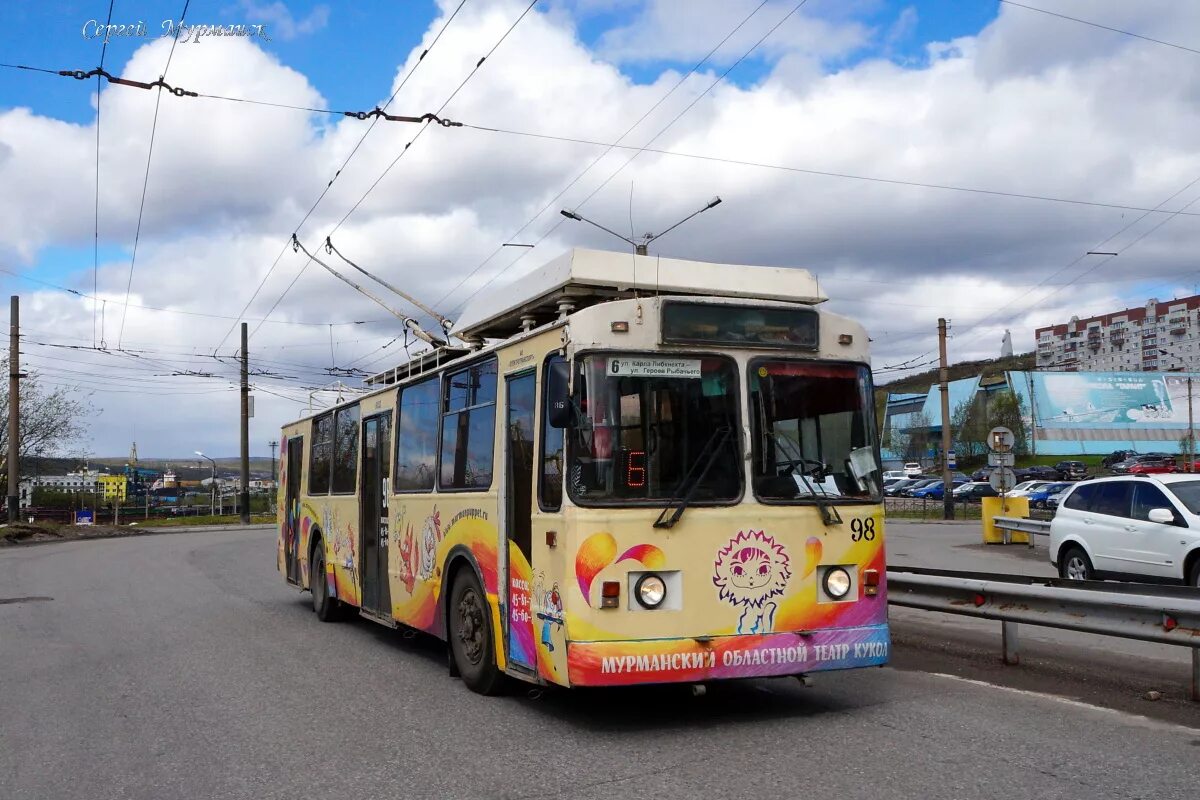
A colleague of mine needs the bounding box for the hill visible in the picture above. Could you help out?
[877,351,1035,394]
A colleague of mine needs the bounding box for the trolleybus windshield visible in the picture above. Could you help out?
[749,360,881,502]
[567,354,740,504]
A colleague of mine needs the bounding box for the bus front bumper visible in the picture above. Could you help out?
[566,624,890,687]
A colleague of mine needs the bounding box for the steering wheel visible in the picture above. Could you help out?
[778,458,828,480]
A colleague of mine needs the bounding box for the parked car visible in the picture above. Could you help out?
[883,470,909,481]
[911,478,969,500]
[954,481,999,502]
[1028,481,1071,509]
[1111,453,1170,474]
[903,462,923,477]
[884,478,924,496]
[1008,480,1051,497]
[1015,465,1060,481]
[883,477,905,490]
[1045,486,1070,509]
[901,478,942,496]
[970,467,992,482]
[1054,460,1087,480]
[1101,449,1137,469]
[1049,475,1200,585]
[1128,457,1177,475]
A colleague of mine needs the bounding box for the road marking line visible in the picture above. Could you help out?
[927,671,1200,735]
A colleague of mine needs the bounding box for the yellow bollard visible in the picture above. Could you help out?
[982,495,1031,544]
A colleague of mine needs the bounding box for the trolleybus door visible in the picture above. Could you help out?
[360,413,392,617]
[284,435,304,586]
[504,371,537,671]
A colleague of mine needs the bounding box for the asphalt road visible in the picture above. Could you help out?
[2,529,1198,800]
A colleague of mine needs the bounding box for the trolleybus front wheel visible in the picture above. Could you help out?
[449,570,504,695]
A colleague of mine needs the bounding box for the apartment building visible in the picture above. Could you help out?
[1035,296,1200,372]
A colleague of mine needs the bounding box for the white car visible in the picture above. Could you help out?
[1007,480,1050,498]
[1049,475,1200,586]
[903,462,922,477]
[883,470,908,481]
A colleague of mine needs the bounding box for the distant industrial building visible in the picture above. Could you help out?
[1035,295,1200,372]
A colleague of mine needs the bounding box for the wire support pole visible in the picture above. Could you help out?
[240,322,251,525]
[938,318,954,522]
[8,295,20,522]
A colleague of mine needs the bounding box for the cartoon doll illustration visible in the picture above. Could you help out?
[536,583,564,652]
[397,523,416,594]
[417,508,442,581]
[713,530,792,635]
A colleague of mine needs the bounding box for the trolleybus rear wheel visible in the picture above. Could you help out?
[310,543,341,622]
[449,570,503,695]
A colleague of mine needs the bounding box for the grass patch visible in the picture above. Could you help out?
[146,514,276,527]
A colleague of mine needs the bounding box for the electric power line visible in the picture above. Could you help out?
[999,0,1200,57]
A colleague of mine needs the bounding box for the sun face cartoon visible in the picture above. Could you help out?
[713,530,791,634]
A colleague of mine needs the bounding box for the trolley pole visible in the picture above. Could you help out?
[7,296,19,523]
[938,318,954,520]
[239,323,251,525]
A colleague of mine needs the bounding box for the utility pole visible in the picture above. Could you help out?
[938,318,954,521]
[269,440,278,481]
[7,296,19,522]
[239,323,251,525]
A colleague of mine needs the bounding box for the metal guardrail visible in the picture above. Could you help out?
[992,515,1051,547]
[887,567,1200,701]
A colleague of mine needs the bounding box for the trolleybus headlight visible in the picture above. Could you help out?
[635,573,667,609]
[823,567,852,599]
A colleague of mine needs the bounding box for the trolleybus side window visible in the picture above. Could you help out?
[540,354,565,511]
[331,405,360,494]
[440,358,498,490]
[567,354,739,504]
[749,360,881,502]
[309,412,334,495]
[395,375,441,492]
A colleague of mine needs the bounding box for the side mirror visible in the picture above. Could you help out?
[1147,507,1175,525]
[546,359,573,429]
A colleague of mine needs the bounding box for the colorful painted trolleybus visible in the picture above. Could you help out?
[277,248,889,693]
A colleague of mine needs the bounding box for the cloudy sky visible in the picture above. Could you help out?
[2,0,1199,457]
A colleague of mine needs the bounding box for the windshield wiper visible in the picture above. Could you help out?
[790,461,843,527]
[653,425,732,529]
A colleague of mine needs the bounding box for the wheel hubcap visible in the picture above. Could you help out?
[457,589,485,665]
[1067,557,1087,580]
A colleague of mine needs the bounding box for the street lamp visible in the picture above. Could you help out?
[195,451,217,515]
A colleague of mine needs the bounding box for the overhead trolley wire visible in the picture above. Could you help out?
[445,0,823,316]
[116,0,190,348]
[212,0,471,355]
[431,0,774,311]
[93,0,115,348]
[250,0,540,340]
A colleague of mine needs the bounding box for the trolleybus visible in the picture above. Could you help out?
[277,248,888,693]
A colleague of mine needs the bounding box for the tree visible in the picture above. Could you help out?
[989,390,1029,456]
[951,395,991,464]
[898,411,932,464]
[0,359,91,494]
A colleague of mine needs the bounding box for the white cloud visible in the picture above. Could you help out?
[3,0,1200,453]
[236,1,330,41]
